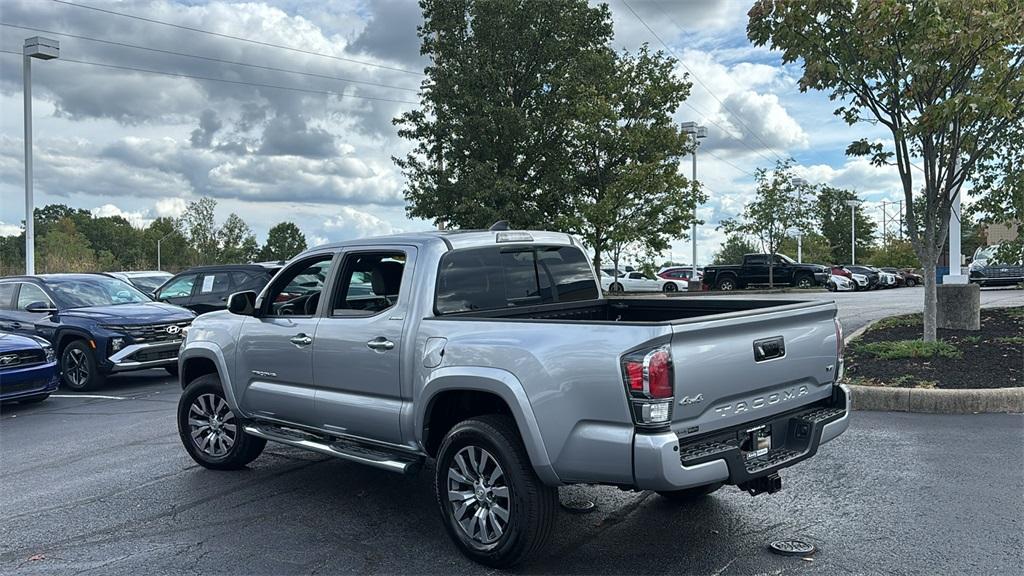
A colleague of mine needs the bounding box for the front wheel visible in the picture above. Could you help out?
[795,275,813,289]
[716,277,737,291]
[608,282,624,293]
[662,282,678,292]
[905,278,917,287]
[60,340,105,391]
[435,415,558,568]
[177,374,265,470]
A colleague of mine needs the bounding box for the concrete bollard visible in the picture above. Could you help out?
[936,283,981,330]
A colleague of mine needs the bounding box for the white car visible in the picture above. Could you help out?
[826,274,856,292]
[601,270,670,292]
[878,271,898,288]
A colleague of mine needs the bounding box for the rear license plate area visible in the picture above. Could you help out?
[739,425,772,461]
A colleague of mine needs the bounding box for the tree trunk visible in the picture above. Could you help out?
[592,248,602,277]
[768,260,774,288]
[921,259,938,342]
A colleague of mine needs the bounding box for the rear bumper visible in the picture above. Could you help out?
[633,384,850,491]
[0,361,60,401]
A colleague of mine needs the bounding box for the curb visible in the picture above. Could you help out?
[849,385,1024,414]
[845,316,1023,415]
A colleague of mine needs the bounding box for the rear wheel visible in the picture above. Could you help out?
[827,280,837,292]
[662,282,678,292]
[177,374,265,470]
[60,340,105,392]
[608,282,624,293]
[795,274,813,289]
[905,278,917,287]
[435,415,558,568]
[716,277,737,291]
[657,482,723,502]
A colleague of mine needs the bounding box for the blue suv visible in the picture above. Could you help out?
[0,274,195,391]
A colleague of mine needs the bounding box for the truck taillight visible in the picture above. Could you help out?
[621,346,673,429]
[834,317,845,382]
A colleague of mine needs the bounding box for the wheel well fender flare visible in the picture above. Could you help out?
[418,366,561,485]
[54,328,94,354]
[179,343,241,414]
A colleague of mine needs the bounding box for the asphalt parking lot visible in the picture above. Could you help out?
[2,372,1022,576]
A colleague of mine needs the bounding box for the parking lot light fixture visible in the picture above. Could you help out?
[845,198,863,265]
[791,178,810,263]
[23,36,59,275]
[681,122,707,284]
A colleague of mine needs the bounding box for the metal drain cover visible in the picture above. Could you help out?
[560,499,597,514]
[768,539,816,556]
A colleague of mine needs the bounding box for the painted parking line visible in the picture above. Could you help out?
[50,394,127,400]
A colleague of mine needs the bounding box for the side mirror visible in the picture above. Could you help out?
[227,291,257,316]
[25,301,57,314]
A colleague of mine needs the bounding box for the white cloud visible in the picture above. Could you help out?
[90,204,152,228]
[155,197,188,218]
[0,222,21,237]
[323,206,403,238]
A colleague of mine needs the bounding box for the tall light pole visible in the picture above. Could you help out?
[791,177,810,263]
[23,37,59,275]
[157,230,177,271]
[681,121,707,285]
[845,198,863,265]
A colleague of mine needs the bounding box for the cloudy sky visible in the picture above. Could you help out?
[0,0,903,263]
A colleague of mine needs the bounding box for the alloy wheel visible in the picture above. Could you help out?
[447,445,511,546]
[188,393,237,457]
[64,348,90,388]
[798,277,812,288]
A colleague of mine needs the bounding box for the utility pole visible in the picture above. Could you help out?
[157,230,176,271]
[943,155,968,284]
[22,37,59,275]
[845,198,863,265]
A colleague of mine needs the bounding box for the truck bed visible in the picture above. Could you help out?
[435,297,811,324]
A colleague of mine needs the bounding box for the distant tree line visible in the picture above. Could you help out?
[0,198,308,276]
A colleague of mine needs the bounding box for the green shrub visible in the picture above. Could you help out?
[870,314,923,330]
[852,339,962,360]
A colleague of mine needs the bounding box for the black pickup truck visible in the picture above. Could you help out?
[702,253,830,291]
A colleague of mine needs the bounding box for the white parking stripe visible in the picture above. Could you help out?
[50,394,127,400]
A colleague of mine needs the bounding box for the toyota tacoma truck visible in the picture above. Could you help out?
[175,227,850,567]
[701,253,830,290]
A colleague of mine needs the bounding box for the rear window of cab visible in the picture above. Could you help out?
[435,245,598,315]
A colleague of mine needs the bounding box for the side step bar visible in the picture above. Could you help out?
[243,423,423,474]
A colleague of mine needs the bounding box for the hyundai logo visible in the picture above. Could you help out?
[0,354,18,366]
[166,325,181,335]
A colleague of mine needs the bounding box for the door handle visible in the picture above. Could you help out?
[290,333,313,346]
[10,322,23,330]
[366,338,395,351]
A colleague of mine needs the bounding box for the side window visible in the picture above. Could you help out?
[747,255,766,265]
[230,271,251,288]
[629,272,643,280]
[159,275,196,298]
[17,283,53,311]
[331,251,406,316]
[0,283,14,310]
[199,272,230,295]
[265,255,334,317]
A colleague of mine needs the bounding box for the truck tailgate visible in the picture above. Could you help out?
[669,301,840,439]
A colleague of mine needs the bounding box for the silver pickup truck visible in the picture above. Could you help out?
[176,228,850,567]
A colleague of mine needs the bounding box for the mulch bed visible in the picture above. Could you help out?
[846,308,1023,389]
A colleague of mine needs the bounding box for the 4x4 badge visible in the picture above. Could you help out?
[679,393,703,406]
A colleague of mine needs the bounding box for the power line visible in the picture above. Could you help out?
[0,49,420,105]
[1,22,420,93]
[619,0,787,165]
[701,148,758,178]
[49,0,426,77]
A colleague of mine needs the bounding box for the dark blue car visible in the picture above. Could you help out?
[0,332,59,404]
[0,274,195,391]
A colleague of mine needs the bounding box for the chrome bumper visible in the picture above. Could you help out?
[108,341,182,372]
[633,384,851,491]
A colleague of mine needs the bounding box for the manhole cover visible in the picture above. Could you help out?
[768,539,816,556]
[560,499,597,514]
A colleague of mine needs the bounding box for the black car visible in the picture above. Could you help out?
[843,265,881,289]
[701,253,830,291]
[154,264,282,314]
[0,274,194,391]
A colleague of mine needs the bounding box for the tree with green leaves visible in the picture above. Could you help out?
[748,0,1024,340]
[870,239,919,269]
[712,234,759,265]
[260,222,308,261]
[218,213,259,264]
[779,231,833,265]
[815,185,876,264]
[38,218,97,273]
[557,45,700,272]
[719,159,813,286]
[180,197,220,265]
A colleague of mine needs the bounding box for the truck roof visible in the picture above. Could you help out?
[308,229,578,253]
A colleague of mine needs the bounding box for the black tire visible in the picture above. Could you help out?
[716,276,737,291]
[434,415,558,568]
[794,274,813,289]
[177,374,265,470]
[905,278,917,287]
[60,340,106,392]
[18,393,50,404]
[663,282,678,292]
[827,281,837,292]
[609,282,624,293]
[164,364,179,377]
[657,482,723,502]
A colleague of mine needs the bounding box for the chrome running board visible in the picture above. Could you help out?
[243,423,422,474]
